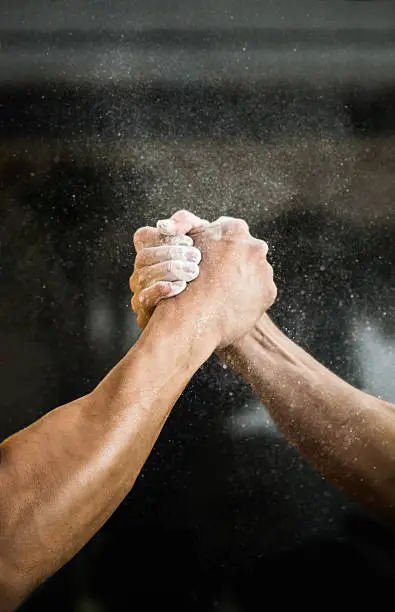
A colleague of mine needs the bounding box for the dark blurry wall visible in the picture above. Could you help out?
[1,1,395,611]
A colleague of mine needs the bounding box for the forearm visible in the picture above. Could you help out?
[219,314,395,520]
[0,300,217,609]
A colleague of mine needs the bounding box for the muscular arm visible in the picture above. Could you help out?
[131,210,395,522]
[0,299,218,610]
[131,210,395,523]
[219,314,395,521]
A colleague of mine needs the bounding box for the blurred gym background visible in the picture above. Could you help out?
[1,1,395,609]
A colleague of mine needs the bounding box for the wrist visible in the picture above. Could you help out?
[216,313,270,364]
[147,293,221,359]
[95,295,219,411]
[216,313,320,394]
[215,313,297,384]
[215,333,257,378]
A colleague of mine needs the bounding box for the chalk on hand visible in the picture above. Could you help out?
[157,219,176,235]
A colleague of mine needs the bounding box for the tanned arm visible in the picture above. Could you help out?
[0,298,219,610]
[219,314,395,522]
[0,211,275,611]
[138,210,395,524]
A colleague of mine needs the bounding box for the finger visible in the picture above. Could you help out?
[157,210,210,236]
[137,311,150,330]
[135,245,201,268]
[162,234,194,247]
[188,218,249,241]
[131,294,151,329]
[251,238,269,258]
[140,260,200,287]
[129,272,139,293]
[139,280,187,311]
[214,216,250,235]
[134,226,194,250]
[133,226,159,251]
[130,293,141,314]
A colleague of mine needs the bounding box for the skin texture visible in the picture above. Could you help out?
[0,216,275,610]
[0,304,216,610]
[131,216,276,348]
[133,209,395,523]
[219,315,395,523]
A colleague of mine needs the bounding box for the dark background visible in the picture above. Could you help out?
[1,1,395,610]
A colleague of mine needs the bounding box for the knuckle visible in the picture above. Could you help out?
[134,250,146,268]
[133,226,154,249]
[216,215,232,228]
[218,217,249,234]
[175,209,189,217]
[254,239,269,256]
[139,290,149,307]
[131,294,139,311]
[234,218,249,232]
[172,209,189,221]
[133,226,149,242]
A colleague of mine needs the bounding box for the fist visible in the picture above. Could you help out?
[186,217,277,347]
[130,210,277,348]
[129,212,208,328]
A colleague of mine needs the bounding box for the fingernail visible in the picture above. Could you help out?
[186,249,201,263]
[157,219,176,235]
